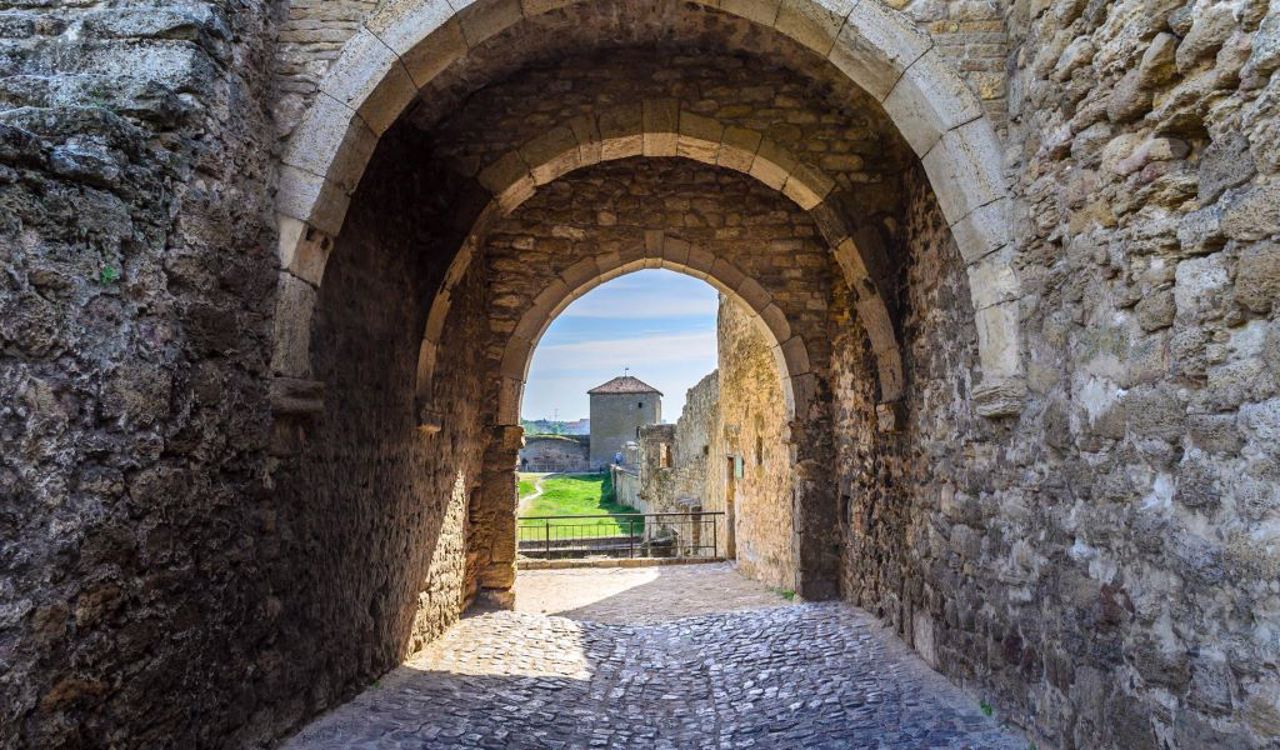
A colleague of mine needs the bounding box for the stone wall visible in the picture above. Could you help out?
[714,298,797,589]
[519,435,589,472]
[0,0,284,745]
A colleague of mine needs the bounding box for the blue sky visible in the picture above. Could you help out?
[522,270,719,421]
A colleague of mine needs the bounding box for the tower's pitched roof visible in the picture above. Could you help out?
[588,376,663,396]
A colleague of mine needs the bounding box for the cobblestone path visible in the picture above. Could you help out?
[286,567,1025,749]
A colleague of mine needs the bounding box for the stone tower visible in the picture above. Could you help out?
[587,376,663,469]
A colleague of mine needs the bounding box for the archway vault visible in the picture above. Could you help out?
[272,0,1026,421]
[410,105,903,430]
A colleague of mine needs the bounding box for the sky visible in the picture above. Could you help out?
[522,269,720,421]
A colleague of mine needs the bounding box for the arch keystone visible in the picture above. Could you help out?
[718,125,762,172]
[598,104,643,160]
[677,111,723,163]
[642,99,680,157]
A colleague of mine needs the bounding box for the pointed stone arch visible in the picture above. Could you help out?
[273,0,1024,419]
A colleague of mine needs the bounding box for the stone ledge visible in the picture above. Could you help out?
[270,376,325,416]
[972,378,1026,418]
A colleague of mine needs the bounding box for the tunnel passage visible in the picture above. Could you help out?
[263,0,1014,741]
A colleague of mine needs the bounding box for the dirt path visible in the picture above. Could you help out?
[516,472,550,513]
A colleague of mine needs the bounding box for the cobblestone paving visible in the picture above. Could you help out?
[286,568,1025,749]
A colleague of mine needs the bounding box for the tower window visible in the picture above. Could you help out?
[638,402,643,409]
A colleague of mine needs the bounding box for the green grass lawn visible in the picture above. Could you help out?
[517,474,537,499]
[519,472,642,537]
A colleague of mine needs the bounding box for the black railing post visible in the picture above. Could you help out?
[712,515,717,558]
[629,517,635,558]
[545,521,551,559]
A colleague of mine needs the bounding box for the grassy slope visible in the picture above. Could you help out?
[520,473,642,536]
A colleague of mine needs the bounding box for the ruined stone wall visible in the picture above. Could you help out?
[0,0,287,745]
[715,297,796,588]
[520,435,590,472]
[636,423,677,517]
[628,372,720,544]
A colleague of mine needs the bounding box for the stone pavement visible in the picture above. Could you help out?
[285,565,1026,749]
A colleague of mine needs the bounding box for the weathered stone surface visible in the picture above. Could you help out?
[7,1,1280,749]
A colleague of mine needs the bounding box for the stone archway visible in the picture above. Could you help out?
[272,0,1024,422]
[409,107,904,430]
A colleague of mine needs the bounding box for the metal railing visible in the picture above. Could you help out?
[517,511,724,560]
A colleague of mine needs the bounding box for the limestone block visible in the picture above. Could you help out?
[598,104,643,161]
[788,372,818,416]
[719,0,782,27]
[477,151,535,211]
[686,245,717,273]
[415,339,438,395]
[558,257,600,290]
[662,236,692,265]
[921,118,1008,226]
[974,300,1021,381]
[567,113,603,165]
[1221,183,1280,242]
[270,271,318,378]
[398,20,467,87]
[676,110,723,163]
[425,289,452,343]
[456,0,522,47]
[282,93,378,194]
[735,276,773,312]
[808,200,850,244]
[828,0,930,101]
[779,336,811,374]
[500,334,534,378]
[530,277,570,313]
[644,229,664,256]
[949,197,1011,264]
[876,351,905,403]
[758,302,792,343]
[276,215,332,286]
[519,126,580,185]
[750,139,798,191]
[773,0,854,57]
[854,295,897,356]
[276,164,351,237]
[642,99,680,157]
[882,48,982,157]
[269,376,325,416]
[832,237,871,286]
[1235,243,1280,314]
[781,160,835,210]
[718,125,762,173]
[973,377,1026,418]
[966,246,1019,311]
[365,0,453,66]
[710,257,748,291]
[319,30,417,135]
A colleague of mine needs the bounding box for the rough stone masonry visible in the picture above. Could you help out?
[1,0,1279,749]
